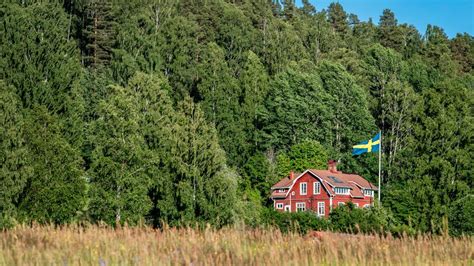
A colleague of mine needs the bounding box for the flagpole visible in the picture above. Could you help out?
[378,131,382,204]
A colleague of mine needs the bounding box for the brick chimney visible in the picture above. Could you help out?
[328,160,338,173]
[289,171,294,180]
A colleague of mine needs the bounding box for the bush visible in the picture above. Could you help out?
[261,208,329,234]
[329,203,396,234]
[449,195,474,236]
[0,214,17,230]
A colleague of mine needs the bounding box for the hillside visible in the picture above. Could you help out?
[0,0,472,235]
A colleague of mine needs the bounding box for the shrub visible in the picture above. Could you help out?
[261,208,329,234]
[329,203,397,234]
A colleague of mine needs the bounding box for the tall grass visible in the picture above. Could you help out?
[0,225,471,265]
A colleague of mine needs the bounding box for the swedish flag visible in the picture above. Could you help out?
[352,132,381,155]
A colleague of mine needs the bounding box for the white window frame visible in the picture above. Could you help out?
[313,182,320,195]
[363,204,370,208]
[354,203,359,208]
[338,202,345,207]
[334,187,350,195]
[296,202,306,212]
[276,203,284,209]
[285,205,291,212]
[300,182,307,195]
[278,189,285,193]
[364,189,374,197]
[318,202,325,216]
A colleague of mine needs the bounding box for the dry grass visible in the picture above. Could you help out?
[0,225,472,265]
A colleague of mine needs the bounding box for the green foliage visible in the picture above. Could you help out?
[276,140,328,177]
[449,195,474,236]
[0,1,83,113]
[258,63,332,150]
[87,81,152,225]
[378,9,404,51]
[197,42,244,166]
[242,153,271,200]
[0,0,472,235]
[0,82,30,228]
[327,2,349,35]
[317,61,375,152]
[261,208,329,234]
[329,203,395,234]
[155,97,238,227]
[19,107,87,224]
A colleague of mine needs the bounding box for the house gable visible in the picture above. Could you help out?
[285,171,332,198]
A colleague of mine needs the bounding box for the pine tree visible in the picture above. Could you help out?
[450,33,474,73]
[18,107,87,224]
[378,9,403,51]
[83,0,116,67]
[327,2,349,35]
[156,97,238,226]
[0,82,30,228]
[0,2,83,113]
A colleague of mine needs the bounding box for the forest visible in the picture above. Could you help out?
[0,0,472,236]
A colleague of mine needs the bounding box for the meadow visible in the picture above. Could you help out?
[0,225,471,265]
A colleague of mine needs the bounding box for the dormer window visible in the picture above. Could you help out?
[364,189,374,197]
[278,189,286,193]
[334,187,350,195]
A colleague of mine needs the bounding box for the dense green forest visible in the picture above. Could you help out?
[0,0,472,235]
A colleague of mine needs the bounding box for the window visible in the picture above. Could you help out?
[363,204,370,208]
[296,202,306,212]
[313,182,320,194]
[276,203,284,209]
[334,187,350,195]
[300,182,307,195]
[278,189,286,193]
[338,202,345,207]
[318,202,325,216]
[285,205,291,212]
[354,203,359,208]
[364,189,374,197]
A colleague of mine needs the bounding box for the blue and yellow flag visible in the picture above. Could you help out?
[352,132,381,155]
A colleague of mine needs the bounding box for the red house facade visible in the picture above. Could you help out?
[270,160,378,217]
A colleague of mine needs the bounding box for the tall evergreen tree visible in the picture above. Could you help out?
[19,107,87,224]
[156,97,238,226]
[450,33,474,73]
[83,0,116,67]
[0,82,30,228]
[378,9,403,51]
[327,2,349,35]
[0,1,83,113]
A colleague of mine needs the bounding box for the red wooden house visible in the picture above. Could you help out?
[270,160,377,217]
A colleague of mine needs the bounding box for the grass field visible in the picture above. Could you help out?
[0,225,472,265]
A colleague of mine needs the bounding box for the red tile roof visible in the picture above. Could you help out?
[309,170,378,190]
[348,183,364,198]
[344,174,378,190]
